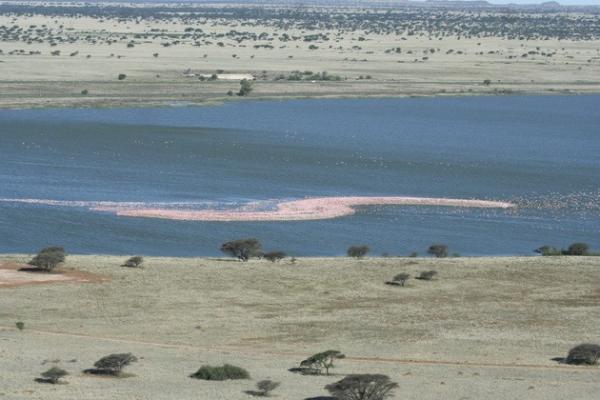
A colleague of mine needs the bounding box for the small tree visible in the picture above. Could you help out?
[190,364,250,380]
[565,343,600,365]
[220,238,262,261]
[417,270,437,281]
[256,380,280,396]
[39,367,68,384]
[300,350,345,375]
[325,374,398,400]
[428,244,448,258]
[347,245,370,259]
[390,273,410,287]
[565,243,589,256]
[238,79,253,96]
[122,256,144,268]
[263,251,287,262]
[92,353,137,376]
[28,246,66,272]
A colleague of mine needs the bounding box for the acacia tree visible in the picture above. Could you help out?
[220,238,262,261]
[428,244,448,258]
[325,374,398,400]
[92,353,138,376]
[28,246,66,272]
[300,350,345,375]
[347,245,370,259]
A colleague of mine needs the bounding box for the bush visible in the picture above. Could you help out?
[221,238,262,261]
[237,79,253,96]
[300,350,345,375]
[263,251,287,262]
[28,246,66,272]
[256,379,280,396]
[386,273,409,287]
[325,374,398,400]
[90,353,137,376]
[428,244,448,258]
[38,367,68,384]
[118,73,127,80]
[122,256,144,268]
[565,343,600,365]
[347,245,370,259]
[417,270,437,281]
[16,321,25,331]
[190,364,250,380]
[535,245,562,256]
[565,242,589,256]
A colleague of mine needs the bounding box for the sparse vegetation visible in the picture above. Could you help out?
[190,364,250,380]
[254,380,281,396]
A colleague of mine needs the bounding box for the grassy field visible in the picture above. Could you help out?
[1,254,599,399]
[1,4,600,108]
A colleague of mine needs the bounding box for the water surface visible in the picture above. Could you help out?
[1,96,598,256]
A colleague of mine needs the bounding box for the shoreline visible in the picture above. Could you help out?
[0,88,597,111]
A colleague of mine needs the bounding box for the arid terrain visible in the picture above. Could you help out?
[1,2,600,108]
[1,254,599,399]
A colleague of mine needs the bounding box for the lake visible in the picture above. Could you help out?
[1,95,599,256]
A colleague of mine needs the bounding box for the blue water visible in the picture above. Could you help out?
[0,96,599,256]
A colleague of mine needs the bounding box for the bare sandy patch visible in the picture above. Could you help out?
[0,262,108,288]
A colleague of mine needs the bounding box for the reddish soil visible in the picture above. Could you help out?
[0,262,108,288]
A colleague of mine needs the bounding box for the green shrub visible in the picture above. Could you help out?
[190,364,250,380]
[16,321,25,331]
[118,73,127,80]
[347,245,369,259]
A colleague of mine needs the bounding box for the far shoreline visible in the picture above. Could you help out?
[0,89,597,112]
